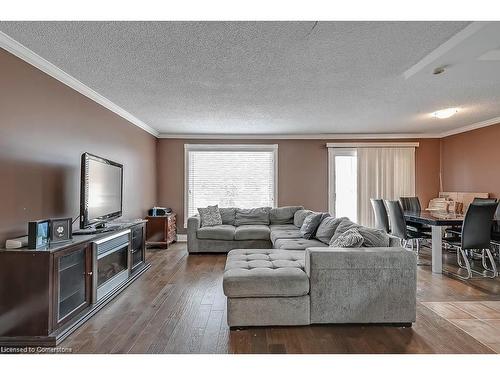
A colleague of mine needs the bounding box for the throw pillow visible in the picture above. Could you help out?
[315,216,349,244]
[329,228,364,248]
[330,219,360,243]
[219,207,236,226]
[198,205,222,227]
[300,212,329,239]
[357,226,391,248]
[294,209,315,227]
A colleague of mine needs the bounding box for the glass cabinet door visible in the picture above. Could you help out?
[56,244,90,323]
[131,225,144,271]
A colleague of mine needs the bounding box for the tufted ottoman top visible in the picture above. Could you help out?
[223,249,309,298]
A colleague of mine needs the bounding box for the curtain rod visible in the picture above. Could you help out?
[326,142,419,148]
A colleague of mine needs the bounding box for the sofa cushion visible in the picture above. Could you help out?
[223,249,309,298]
[235,207,271,226]
[234,225,271,240]
[389,235,402,247]
[270,206,304,225]
[329,228,364,248]
[315,216,348,244]
[294,209,315,227]
[219,207,237,226]
[198,205,222,227]
[270,228,302,245]
[269,224,298,231]
[274,238,328,250]
[300,213,328,239]
[197,224,235,240]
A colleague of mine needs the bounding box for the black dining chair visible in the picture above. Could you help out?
[471,197,498,204]
[491,204,500,246]
[399,197,422,212]
[445,202,499,280]
[399,196,431,240]
[385,200,429,254]
[445,197,498,238]
[370,198,389,233]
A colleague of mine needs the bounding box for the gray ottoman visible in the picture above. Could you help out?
[223,249,310,327]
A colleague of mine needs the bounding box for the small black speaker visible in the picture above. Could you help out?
[50,217,73,243]
[148,207,172,216]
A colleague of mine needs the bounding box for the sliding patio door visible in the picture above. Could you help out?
[328,148,358,222]
[328,144,416,227]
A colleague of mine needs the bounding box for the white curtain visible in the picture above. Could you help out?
[357,147,415,227]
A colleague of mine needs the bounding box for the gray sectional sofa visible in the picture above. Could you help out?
[187,206,329,253]
[188,206,417,327]
[223,247,417,327]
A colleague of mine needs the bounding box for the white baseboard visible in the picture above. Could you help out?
[177,234,187,242]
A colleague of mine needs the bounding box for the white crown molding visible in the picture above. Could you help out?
[439,116,500,138]
[159,116,500,140]
[0,31,159,137]
[159,132,440,139]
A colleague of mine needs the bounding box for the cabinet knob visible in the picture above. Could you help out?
[87,271,93,276]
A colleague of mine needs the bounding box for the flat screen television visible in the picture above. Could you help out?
[80,153,123,229]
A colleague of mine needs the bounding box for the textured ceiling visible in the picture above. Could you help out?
[3,21,500,136]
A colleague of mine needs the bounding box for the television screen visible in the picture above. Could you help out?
[80,153,123,228]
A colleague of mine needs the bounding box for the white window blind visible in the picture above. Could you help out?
[185,144,278,226]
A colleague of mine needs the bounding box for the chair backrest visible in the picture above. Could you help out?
[461,202,499,250]
[399,197,421,212]
[385,200,407,240]
[472,197,498,204]
[370,198,390,233]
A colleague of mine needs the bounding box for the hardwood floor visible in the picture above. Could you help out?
[423,301,500,353]
[61,243,500,354]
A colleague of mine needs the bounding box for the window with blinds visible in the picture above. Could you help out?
[185,144,278,226]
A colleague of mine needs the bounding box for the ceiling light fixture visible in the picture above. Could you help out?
[432,107,459,119]
[433,66,446,75]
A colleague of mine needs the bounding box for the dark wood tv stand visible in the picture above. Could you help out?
[0,220,150,347]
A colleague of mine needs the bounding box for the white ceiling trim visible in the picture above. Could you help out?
[158,133,440,139]
[403,22,488,79]
[158,116,500,139]
[0,31,159,137]
[439,115,500,138]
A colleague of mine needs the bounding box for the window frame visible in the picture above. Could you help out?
[184,144,279,227]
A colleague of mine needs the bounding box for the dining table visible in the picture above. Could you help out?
[403,210,465,274]
[405,209,500,274]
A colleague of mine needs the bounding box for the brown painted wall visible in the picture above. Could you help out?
[0,49,157,244]
[441,123,500,199]
[158,138,441,232]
